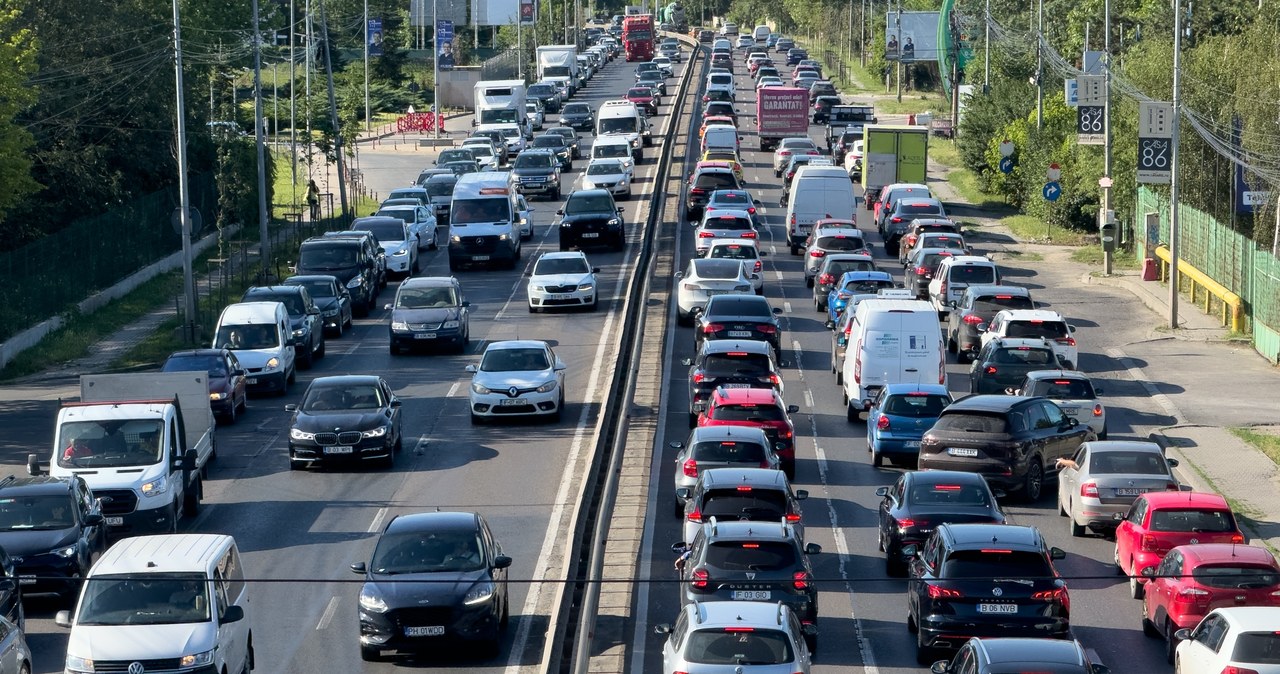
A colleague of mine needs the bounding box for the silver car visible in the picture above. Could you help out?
[1056,440,1181,537]
[0,616,29,674]
[668,425,780,516]
[693,209,757,255]
[675,257,755,325]
[655,601,813,674]
[1016,369,1107,438]
[802,226,869,286]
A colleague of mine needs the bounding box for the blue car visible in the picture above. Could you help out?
[826,270,895,323]
[866,383,953,467]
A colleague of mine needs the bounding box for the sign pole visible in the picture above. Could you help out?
[1168,0,1182,329]
[433,0,439,141]
[1102,0,1113,274]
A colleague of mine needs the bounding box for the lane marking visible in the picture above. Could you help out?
[774,270,784,281]
[315,595,341,630]
[367,507,388,534]
[446,382,460,398]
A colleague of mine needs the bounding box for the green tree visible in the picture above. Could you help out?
[0,0,39,236]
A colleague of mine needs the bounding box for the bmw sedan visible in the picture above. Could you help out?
[467,340,567,423]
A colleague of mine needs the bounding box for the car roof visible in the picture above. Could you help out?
[244,285,305,297]
[990,337,1055,350]
[965,284,1031,298]
[400,276,457,289]
[1082,440,1163,455]
[882,383,951,396]
[703,208,752,220]
[704,518,797,542]
[712,387,783,405]
[701,339,772,355]
[166,348,229,359]
[91,534,235,576]
[977,638,1086,665]
[689,600,793,628]
[308,374,383,388]
[1142,491,1232,510]
[385,511,480,535]
[700,467,789,488]
[710,238,761,248]
[569,188,612,199]
[537,251,589,261]
[940,523,1044,550]
[904,469,992,489]
[1178,543,1277,566]
[487,339,550,351]
[997,309,1066,322]
[0,475,78,496]
[945,394,1042,413]
[1024,369,1091,382]
[838,270,892,282]
[689,425,772,443]
[1205,606,1280,630]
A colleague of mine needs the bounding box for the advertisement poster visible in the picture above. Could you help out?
[368,18,383,57]
[437,19,455,68]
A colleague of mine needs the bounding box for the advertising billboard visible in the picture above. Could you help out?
[410,0,467,27]
[884,11,941,62]
[474,0,521,26]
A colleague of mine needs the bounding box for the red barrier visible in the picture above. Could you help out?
[396,113,445,133]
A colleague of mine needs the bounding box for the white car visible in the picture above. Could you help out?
[757,76,785,89]
[704,237,765,294]
[527,251,599,312]
[466,340,567,423]
[374,205,438,252]
[706,72,736,100]
[773,137,821,175]
[651,56,674,77]
[693,209,757,256]
[525,102,545,131]
[515,193,535,240]
[675,257,755,325]
[981,309,1079,369]
[580,158,634,199]
[360,217,418,276]
[843,139,864,177]
[1174,607,1280,674]
[460,138,501,169]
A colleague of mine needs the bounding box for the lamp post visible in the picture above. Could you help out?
[171,0,196,342]
[1168,0,1184,329]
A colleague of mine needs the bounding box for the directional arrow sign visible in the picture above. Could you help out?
[1043,181,1061,202]
[999,157,1015,174]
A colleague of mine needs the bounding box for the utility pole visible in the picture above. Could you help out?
[950,11,960,134]
[289,0,297,189]
[305,0,313,178]
[1102,0,1113,274]
[433,0,440,141]
[171,0,196,342]
[860,0,867,66]
[895,2,902,103]
[318,0,349,219]
[983,0,990,93]
[1168,0,1183,329]
[252,0,271,279]
[364,0,371,132]
[1035,0,1043,130]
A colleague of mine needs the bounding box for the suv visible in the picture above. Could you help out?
[678,468,809,544]
[655,600,814,673]
[812,253,877,311]
[874,182,931,235]
[669,427,782,516]
[686,164,742,221]
[683,339,783,427]
[969,337,1064,394]
[555,189,625,251]
[694,209,757,256]
[296,235,382,316]
[511,148,563,200]
[697,388,800,477]
[694,294,785,355]
[983,309,1079,369]
[882,197,948,255]
[802,222,869,286]
[0,475,105,603]
[905,524,1069,664]
[946,285,1036,360]
[677,518,822,643]
[918,394,1094,500]
[242,285,326,368]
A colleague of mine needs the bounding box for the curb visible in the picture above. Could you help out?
[1082,271,1234,342]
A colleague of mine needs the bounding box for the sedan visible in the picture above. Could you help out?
[674,257,755,325]
[467,340,567,423]
[1057,440,1182,537]
[529,133,573,170]
[930,638,1111,674]
[558,102,595,131]
[286,375,403,469]
[161,348,247,423]
[694,294,784,355]
[527,251,599,312]
[866,384,953,467]
[875,470,1005,576]
[544,126,582,159]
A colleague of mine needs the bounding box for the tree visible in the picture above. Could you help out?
[0,0,39,238]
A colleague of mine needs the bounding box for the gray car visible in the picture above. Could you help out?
[801,227,869,286]
[386,277,471,354]
[668,426,780,516]
[655,601,813,674]
[1056,440,1181,537]
[0,616,29,674]
[811,253,877,311]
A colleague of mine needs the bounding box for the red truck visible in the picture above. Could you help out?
[623,15,654,61]
[756,87,811,152]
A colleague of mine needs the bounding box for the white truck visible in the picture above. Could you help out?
[473,79,529,135]
[29,372,215,536]
[537,45,580,98]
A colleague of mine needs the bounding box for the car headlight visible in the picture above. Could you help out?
[391,321,409,331]
[443,320,460,329]
[608,218,621,226]
[290,428,315,441]
[346,276,363,289]
[65,655,94,671]
[140,475,168,498]
[391,247,408,256]
[210,391,227,401]
[264,357,280,370]
[322,309,338,317]
[361,426,389,439]
[535,380,558,393]
[180,650,215,668]
[359,587,389,613]
[471,382,492,395]
[577,283,594,291]
[498,233,510,241]
[464,582,496,605]
[54,545,77,558]
[451,234,462,243]
[292,328,305,337]
[531,285,545,292]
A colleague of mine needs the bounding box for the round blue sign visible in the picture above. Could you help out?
[1043,181,1062,202]
[999,157,1015,174]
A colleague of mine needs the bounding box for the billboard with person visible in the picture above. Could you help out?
[884,12,940,62]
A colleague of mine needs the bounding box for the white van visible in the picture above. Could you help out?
[785,165,858,255]
[753,25,771,43]
[448,172,523,269]
[840,299,944,421]
[596,100,649,159]
[928,255,1001,316]
[701,124,741,154]
[58,534,253,674]
[213,301,295,394]
[592,135,636,172]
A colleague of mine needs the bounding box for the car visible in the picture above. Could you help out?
[682,339,783,427]
[875,469,1005,576]
[635,61,660,79]
[735,34,754,48]
[930,637,1111,674]
[0,475,106,603]
[693,209,756,255]
[905,523,1070,663]
[529,133,573,170]
[510,148,562,200]
[982,309,1079,369]
[754,66,781,82]
[900,219,964,262]
[808,80,837,101]
[780,154,835,198]
[675,257,756,325]
[699,115,737,139]
[700,150,745,183]
[357,216,420,276]
[786,47,808,63]
[374,205,439,254]
[775,38,795,52]
[834,130,862,167]
[544,125,582,159]
[946,285,1037,360]
[669,426,782,516]
[320,229,388,291]
[706,71,736,99]
[655,600,814,674]
[525,101,545,130]
[686,164,741,221]
[1116,491,1246,599]
[385,186,430,207]
[701,101,737,125]
[352,511,511,661]
[696,388,799,477]
[756,75,785,89]
[626,85,659,115]
[559,102,595,131]
[590,135,635,171]
[812,95,841,123]
[437,147,478,166]
[694,293,784,355]
[465,133,509,165]
[637,68,668,96]
[709,51,733,69]
[659,41,682,62]
[415,167,453,186]
[651,55,674,76]
[440,159,481,177]
[527,81,561,113]
[161,348,248,422]
[295,235,381,316]
[883,197,948,254]
[386,276,471,354]
[527,251,598,313]
[0,615,29,673]
[826,270,895,324]
[422,173,458,222]
[286,375,403,469]
[812,253,877,310]
[773,137,821,176]
[556,188,625,251]
[1173,607,1280,674]
[1016,370,1107,438]
[241,284,326,368]
[903,233,969,270]
[704,238,766,294]
[802,223,869,286]
[676,466,808,543]
[969,336,1064,394]
[466,340,567,423]
[918,394,1095,501]
[865,384,953,468]
[766,33,781,47]
[696,29,715,42]
[874,182,932,234]
[1056,440,1180,537]
[903,249,957,299]
[580,158,633,199]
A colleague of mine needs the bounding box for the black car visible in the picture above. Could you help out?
[917,395,1095,500]
[681,339,783,427]
[442,160,481,177]
[555,189,625,251]
[808,80,837,102]
[702,101,738,125]
[686,166,741,221]
[296,237,381,316]
[558,102,595,131]
[905,250,956,299]
[875,470,1005,576]
[416,167,453,186]
[242,285,326,368]
[812,95,841,124]
[969,337,1063,394]
[527,82,561,113]
[283,274,354,337]
[286,375,403,470]
[786,48,808,65]
[510,149,562,200]
[0,475,105,603]
[694,294,784,354]
[754,65,780,81]
[386,276,471,354]
[530,133,573,170]
[320,229,389,290]
[946,285,1036,360]
[931,637,1111,674]
[702,89,734,107]
[353,511,511,661]
[161,348,248,422]
[905,524,1070,664]
[636,69,667,96]
[544,126,582,159]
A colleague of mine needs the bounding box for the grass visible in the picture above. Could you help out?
[1000,214,1091,246]
[999,250,1044,262]
[871,93,948,116]
[1229,427,1280,468]
[1070,246,1141,270]
[930,139,960,168]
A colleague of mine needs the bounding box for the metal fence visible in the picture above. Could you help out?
[480,48,526,81]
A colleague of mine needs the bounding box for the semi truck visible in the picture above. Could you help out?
[756,87,810,152]
[860,124,929,207]
[473,80,529,134]
[30,372,216,536]
[537,45,580,98]
[825,105,877,152]
[622,14,654,61]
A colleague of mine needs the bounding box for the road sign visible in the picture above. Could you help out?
[1137,101,1174,184]
[1077,105,1105,145]
[1064,79,1078,108]
[1077,75,1105,105]
[1047,163,1061,182]
[999,157,1015,174]
[1139,101,1173,136]
[1243,191,1272,206]
[999,140,1014,157]
[1043,182,1061,202]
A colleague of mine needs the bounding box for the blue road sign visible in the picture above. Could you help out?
[1043,181,1061,202]
[999,157,1015,174]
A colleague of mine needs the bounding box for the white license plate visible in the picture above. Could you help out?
[549,294,571,301]
[582,232,600,238]
[404,625,446,637]
[472,255,490,261]
[104,516,124,526]
[18,576,35,585]
[978,603,1017,614]
[722,383,750,388]
[732,590,772,601]
[727,330,753,337]
[905,441,921,448]
[414,333,437,340]
[245,378,258,385]
[499,399,528,406]
[1062,408,1078,416]
[948,447,979,457]
[1116,488,1145,497]
[324,446,354,454]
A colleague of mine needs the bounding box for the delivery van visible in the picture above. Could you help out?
[785,165,858,255]
[840,299,944,421]
[213,301,295,394]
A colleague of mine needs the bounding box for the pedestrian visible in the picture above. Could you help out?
[305,179,321,220]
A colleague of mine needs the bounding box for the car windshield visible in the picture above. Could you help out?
[215,323,280,350]
[711,403,784,422]
[76,573,211,626]
[0,494,77,530]
[818,235,865,251]
[299,244,357,270]
[564,104,590,114]
[396,286,459,309]
[685,627,794,666]
[703,353,771,377]
[595,144,630,159]
[923,237,965,250]
[695,173,737,190]
[514,153,552,168]
[466,145,495,158]
[825,260,876,277]
[1233,633,1280,664]
[691,441,767,463]
[993,347,1056,366]
[909,482,991,507]
[1191,565,1280,589]
[57,420,165,469]
[370,530,485,574]
[709,245,757,260]
[565,194,616,215]
[599,117,638,134]
[439,149,472,163]
[498,127,520,138]
[481,347,550,372]
[535,256,590,275]
[450,198,511,225]
[300,383,384,411]
[708,296,771,317]
[841,279,893,294]
[898,203,944,216]
[1150,508,1236,533]
[628,88,653,98]
[705,540,798,571]
[528,84,554,96]
[1029,378,1095,399]
[710,191,750,206]
[362,221,408,242]
[533,136,562,148]
[162,354,228,376]
[943,550,1053,578]
[291,279,335,298]
[882,394,949,418]
[242,292,305,315]
[588,161,624,176]
[425,178,456,196]
[1006,320,1069,339]
[933,412,1009,434]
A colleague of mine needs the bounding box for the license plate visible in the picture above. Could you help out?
[948,447,979,457]
[499,398,528,406]
[723,383,750,388]
[414,333,437,340]
[582,232,600,238]
[245,377,258,385]
[18,576,35,585]
[473,255,490,261]
[727,330,752,337]
[404,625,446,637]
[324,446,354,454]
[1062,408,1078,416]
[977,603,1017,614]
[104,516,124,526]
[732,590,772,601]
[1116,488,1145,497]
[905,441,921,448]
[549,294,571,301]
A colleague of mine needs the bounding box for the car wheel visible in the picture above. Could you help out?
[1142,611,1161,638]
[529,303,539,313]
[589,296,599,311]
[1022,460,1044,501]
[360,645,382,662]
[846,402,859,423]
[316,335,326,358]
[223,400,237,425]
[1069,511,1086,537]
[947,334,957,353]
[411,256,420,275]
[688,412,698,429]
[552,393,565,422]
[915,631,935,665]
[334,317,345,338]
[1099,426,1109,440]
[872,449,884,468]
[1165,619,1180,663]
[674,499,685,518]
[1131,573,1145,599]
[298,344,313,369]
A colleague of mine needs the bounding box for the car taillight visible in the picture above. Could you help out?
[703,323,725,333]
[926,584,962,599]
[742,231,757,238]
[891,216,903,223]
[985,366,997,374]
[1175,587,1210,601]
[1031,587,1070,607]
[807,150,818,155]
[853,340,862,382]
[692,373,706,384]
[915,266,930,276]
[877,415,890,430]
[753,260,762,273]
[757,324,777,334]
[747,206,756,214]
[939,281,947,296]
[698,231,716,238]
[691,567,708,588]
[780,150,792,156]
[785,512,801,523]
[1057,337,1077,346]
[1221,667,1261,674]
[896,517,916,530]
[1141,534,1160,552]
[962,314,984,325]
[1232,533,1246,543]
[1093,404,1104,417]
[683,458,698,477]
[818,273,834,285]
[809,250,825,257]
[1080,482,1099,498]
[682,283,701,291]
[790,213,796,225]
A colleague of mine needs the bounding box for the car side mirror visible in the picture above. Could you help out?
[931,662,951,674]
[875,486,890,497]
[1141,566,1156,577]
[556,208,565,215]
[825,319,836,330]
[654,624,673,635]
[350,562,367,574]
[794,489,808,500]
[804,543,822,555]
[465,364,478,373]
[754,199,763,206]
[901,544,920,558]
[234,369,246,377]
[383,303,392,310]
[55,610,72,628]
[1174,628,1191,642]
[494,555,513,569]
[1167,458,1180,468]
[285,404,298,412]
[221,604,245,624]
[1067,417,1079,427]
[759,251,768,257]
[1112,512,1126,521]
[592,267,600,273]
[554,358,567,371]
[786,404,799,413]
[680,358,692,366]
[669,441,685,449]
[461,300,471,308]
[670,541,687,554]
[772,307,783,315]
[617,207,625,213]
[674,271,684,279]
[861,399,874,410]
[1050,546,1067,560]
[1090,665,1111,674]
[84,512,103,526]
[389,399,402,408]
[674,487,691,501]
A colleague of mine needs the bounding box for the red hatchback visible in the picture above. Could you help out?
[1142,543,1280,661]
[626,87,658,115]
[1115,492,1245,600]
[697,387,800,478]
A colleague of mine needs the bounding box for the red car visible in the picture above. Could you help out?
[1115,491,1245,600]
[1142,543,1280,661]
[696,387,800,478]
[626,86,659,115]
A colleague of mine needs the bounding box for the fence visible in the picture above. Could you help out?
[480,48,526,81]
[1137,187,1280,363]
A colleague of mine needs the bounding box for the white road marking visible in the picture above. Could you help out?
[366,507,388,534]
[446,382,460,398]
[315,595,341,630]
[774,270,784,281]
[784,301,792,314]
[803,389,814,409]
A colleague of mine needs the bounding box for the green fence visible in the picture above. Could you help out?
[1137,187,1280,363]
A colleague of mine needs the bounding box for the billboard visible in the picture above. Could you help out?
[367,18,383,56]
[410,0,467,27]
[474,0,521,25]
[520,0,535,24]
[884,11,941,62]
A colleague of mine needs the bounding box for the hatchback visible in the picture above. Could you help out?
[968,337,1063,394]
[812,253,877,311]
[526,251,599,313]
[683,339,783,427]
[866,384,953,467]
[983,309,1079,369]
[1016,369,1107,438]
[669,425,782,516]
[1116,491,1245,599]
[686,165,741,220]
[946,285,1036,359]
[803,225,870,285]
[697,388,800,476]
[930,637,1110,674]
[826,270,895,324]
[694,210,757,255]
[466,340,567,423]
[1174,607,1280,674]
[676,468,809,545]
[655,600,813,674]
[875,470,1005,576]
